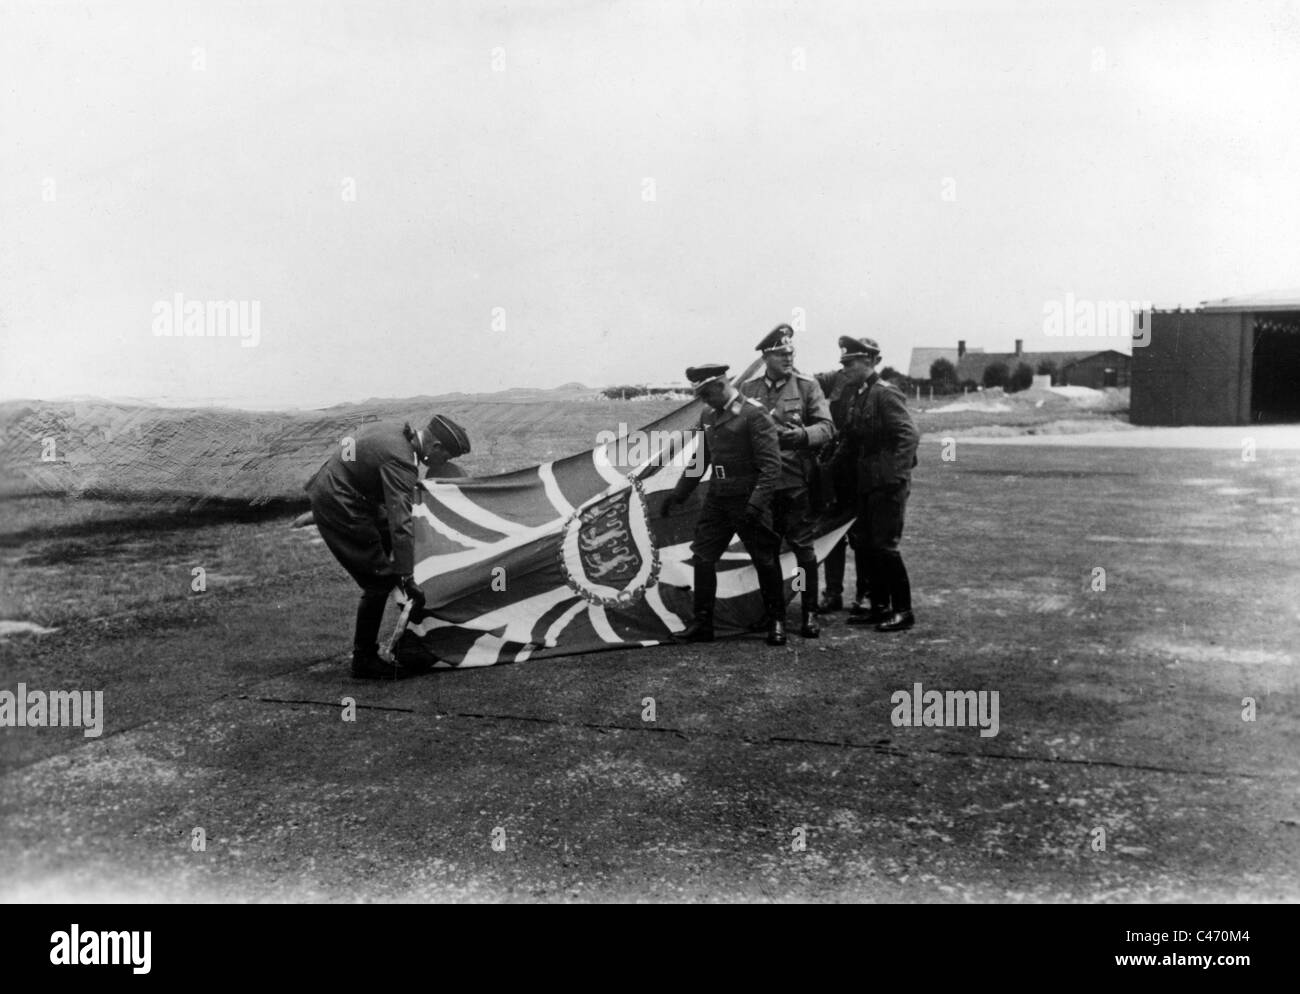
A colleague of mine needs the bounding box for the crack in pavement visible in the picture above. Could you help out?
[239,694,1271,781]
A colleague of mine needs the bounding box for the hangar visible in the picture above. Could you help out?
[1130,291,1300,426]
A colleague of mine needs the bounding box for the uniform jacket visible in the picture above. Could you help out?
[305,422,425,577]
[739,370,835,490]
[814,368,856,431]
[835,372,919,492]
[672,392,782,509]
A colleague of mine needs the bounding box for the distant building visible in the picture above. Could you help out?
[906,345,981,380]
[1131,291,1300,425]
[907,340,1131,387]
[1058,350,1131,389]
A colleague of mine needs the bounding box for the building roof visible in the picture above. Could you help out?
[907,347,962,379]
[906,345,987,379]
[1198,290,1300,313]
[1059,349,1130,369]
[956,350,1121,383]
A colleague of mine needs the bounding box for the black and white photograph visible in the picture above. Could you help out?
[1,0,1297,925]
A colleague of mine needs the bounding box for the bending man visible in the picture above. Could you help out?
[306,414,470,678]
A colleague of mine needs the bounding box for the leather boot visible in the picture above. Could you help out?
[875,610,915,632]
[847,594,890,624]
[755,556,788,647]
[816,591,843,613]
[351,647,414,680]
[847,604,892,625]
[679,561,717,642]
[766,616,787,646]
[679,611,715,642]
[800,610,820,638]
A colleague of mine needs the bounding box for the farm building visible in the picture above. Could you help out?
[1059,350,1131,389]
[1130,291,1300,425]
[908,340,1131,387]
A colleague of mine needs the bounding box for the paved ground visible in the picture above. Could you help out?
[2,439,1298,901]
[954,424,1300,449]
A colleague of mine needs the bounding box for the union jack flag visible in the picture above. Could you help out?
[394,365,853,668]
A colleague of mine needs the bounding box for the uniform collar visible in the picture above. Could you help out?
[764,374,789,390]
[856,371,880,396]
[712,388,744,417]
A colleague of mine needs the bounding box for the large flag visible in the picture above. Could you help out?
[394,364,854,669]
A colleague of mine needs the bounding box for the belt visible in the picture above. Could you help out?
[708,476,757,496]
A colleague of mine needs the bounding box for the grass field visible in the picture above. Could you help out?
[1,411,1298,901]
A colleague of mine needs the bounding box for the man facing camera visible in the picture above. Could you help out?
[306,414,470,678]
[832,337,919,632]
[739,324,834,637]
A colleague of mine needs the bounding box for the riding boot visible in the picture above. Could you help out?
[353,588,391,656]
[821,536,846,610]
[796,549,820,637]
[756,558,788,646]
[680,562,717,641]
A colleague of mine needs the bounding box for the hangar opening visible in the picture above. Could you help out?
[1132,291,1300,426]
[1251,314,1300,423]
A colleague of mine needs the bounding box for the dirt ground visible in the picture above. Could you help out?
[1,437,1298,902]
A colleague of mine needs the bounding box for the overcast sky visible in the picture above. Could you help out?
[2,0,1298,407]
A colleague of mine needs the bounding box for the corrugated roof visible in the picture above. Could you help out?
[1199,289,1300,312]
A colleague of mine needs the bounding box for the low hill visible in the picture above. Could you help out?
[0,392,681,505]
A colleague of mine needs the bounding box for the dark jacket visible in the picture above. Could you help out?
[815,368,856,431]
[305,422,424,577]
[672,392,782,510]
[739,370,835,490]
[835,373,919,492]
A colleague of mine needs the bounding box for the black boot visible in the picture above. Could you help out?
[755,557,788,647]
[351,589,408,676]
[846,597,891,625]
[800,610,820,638]
[679,562,717,642]
[796,550,820,638]
[351,646,414,679]
[821,536,846,612]
[875,552,914,632]
[680,612,715,642]
[354,588,390,648]
[875,610,915,632]
[767,616,787,646]
[816,591,843,613]
[847,551,892,625]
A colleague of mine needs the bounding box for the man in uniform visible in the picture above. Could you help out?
[306,414,471,678]
[831,337,919,631]
[739,324,834,637]
[660,363,789,646]
[814,339,874,617]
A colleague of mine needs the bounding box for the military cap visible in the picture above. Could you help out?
[685,363,730,392]
[756,324,795,354]
[425,414,471,457]
[838,335,881,363]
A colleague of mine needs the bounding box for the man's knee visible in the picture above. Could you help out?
[689,537,729,565]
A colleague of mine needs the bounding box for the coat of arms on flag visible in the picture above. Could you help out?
[393,368,854,669]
